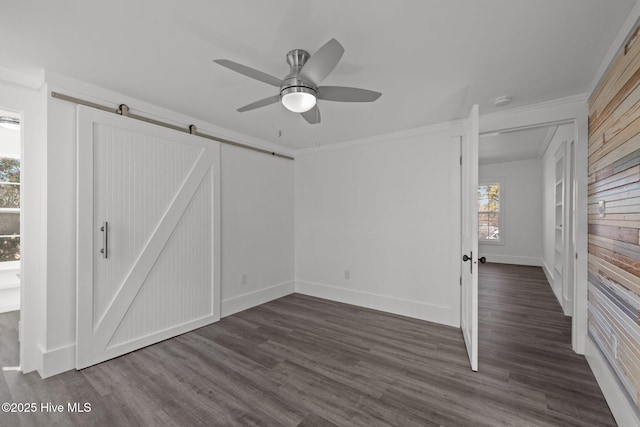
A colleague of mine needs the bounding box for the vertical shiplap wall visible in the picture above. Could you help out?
[588,25,640,408]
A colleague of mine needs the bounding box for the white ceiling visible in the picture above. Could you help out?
[479,126,552,165]
[0,0,635,150]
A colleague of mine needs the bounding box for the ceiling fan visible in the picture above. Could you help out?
[213,38,382,125]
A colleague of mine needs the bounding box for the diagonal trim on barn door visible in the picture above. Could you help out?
[93,147,216,351]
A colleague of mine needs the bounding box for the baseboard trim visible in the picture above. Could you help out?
[34,282,295,378]
[586,335,640,427]
[0,302,19,314]
[542,261,554,286]
[39,343,76,379]
[551,285,562,308]
[562,295,573,317]
[221,281,295,318]
[480,254,542,267]
[543,260,563,307]
[0,285,20,314]
[295,280,458,327]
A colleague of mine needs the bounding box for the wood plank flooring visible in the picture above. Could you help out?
[0,263,615,426]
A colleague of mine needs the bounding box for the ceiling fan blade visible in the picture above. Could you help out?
[301,105,321,124]
[317,86,382,102]
[213,59,282,87]
[299,38,345,85]
[237,95,281,112]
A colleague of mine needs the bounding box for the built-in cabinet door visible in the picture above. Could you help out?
[554,143,565,305]
[76,106,221,369]
[461,104,479,371]
[554,141,574,316]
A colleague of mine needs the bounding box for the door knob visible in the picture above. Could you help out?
[479,256,486,264]
[462,251,473,273]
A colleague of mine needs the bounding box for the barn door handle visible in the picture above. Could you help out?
[462,253,472,262]
[479,256,486,264]
[100,221,108,259]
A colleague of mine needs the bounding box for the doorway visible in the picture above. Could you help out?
[0,110,21,371]
[476,116,585,354]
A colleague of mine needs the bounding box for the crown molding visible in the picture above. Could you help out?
[588,1,640,98]
[295,119,465,156]
[480,93,587,124]
[479,93,587,135]
[0,65,44,90]
[479,156,540,166]
[296,93,589,157]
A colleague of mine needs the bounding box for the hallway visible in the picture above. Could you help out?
[478,263,615,425]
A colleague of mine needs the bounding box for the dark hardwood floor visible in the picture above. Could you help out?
[0,263,615,426]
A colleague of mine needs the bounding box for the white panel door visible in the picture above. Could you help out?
[461,104,479,371]
[76,106,220,369]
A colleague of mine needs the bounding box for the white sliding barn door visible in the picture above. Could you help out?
[461,104,479,371]
[76,106,220,369]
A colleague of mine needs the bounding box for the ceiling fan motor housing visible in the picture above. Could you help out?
[281,49,317,97]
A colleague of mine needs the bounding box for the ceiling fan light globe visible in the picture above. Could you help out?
[281,88,317,113]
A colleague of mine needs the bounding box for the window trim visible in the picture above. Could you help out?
[478,177,504,246]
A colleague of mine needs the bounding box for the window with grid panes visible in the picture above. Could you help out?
[0,158,20,261]
[478,182,501,243]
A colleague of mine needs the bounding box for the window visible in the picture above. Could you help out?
[0,158,20,261]
[478,181,502,244]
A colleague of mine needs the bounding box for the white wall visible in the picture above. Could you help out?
[295,126,462,327]
[542,123,574,296]
[220,144,295,316]
[478,158,542,266]
[40,73,294,377]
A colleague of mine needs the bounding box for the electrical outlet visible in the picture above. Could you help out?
[241,273,248,285]
[598,200,606,217]
[344,270,350,280]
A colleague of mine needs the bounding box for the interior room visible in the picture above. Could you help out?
[1,1,640,426]
[0,112,20,315]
